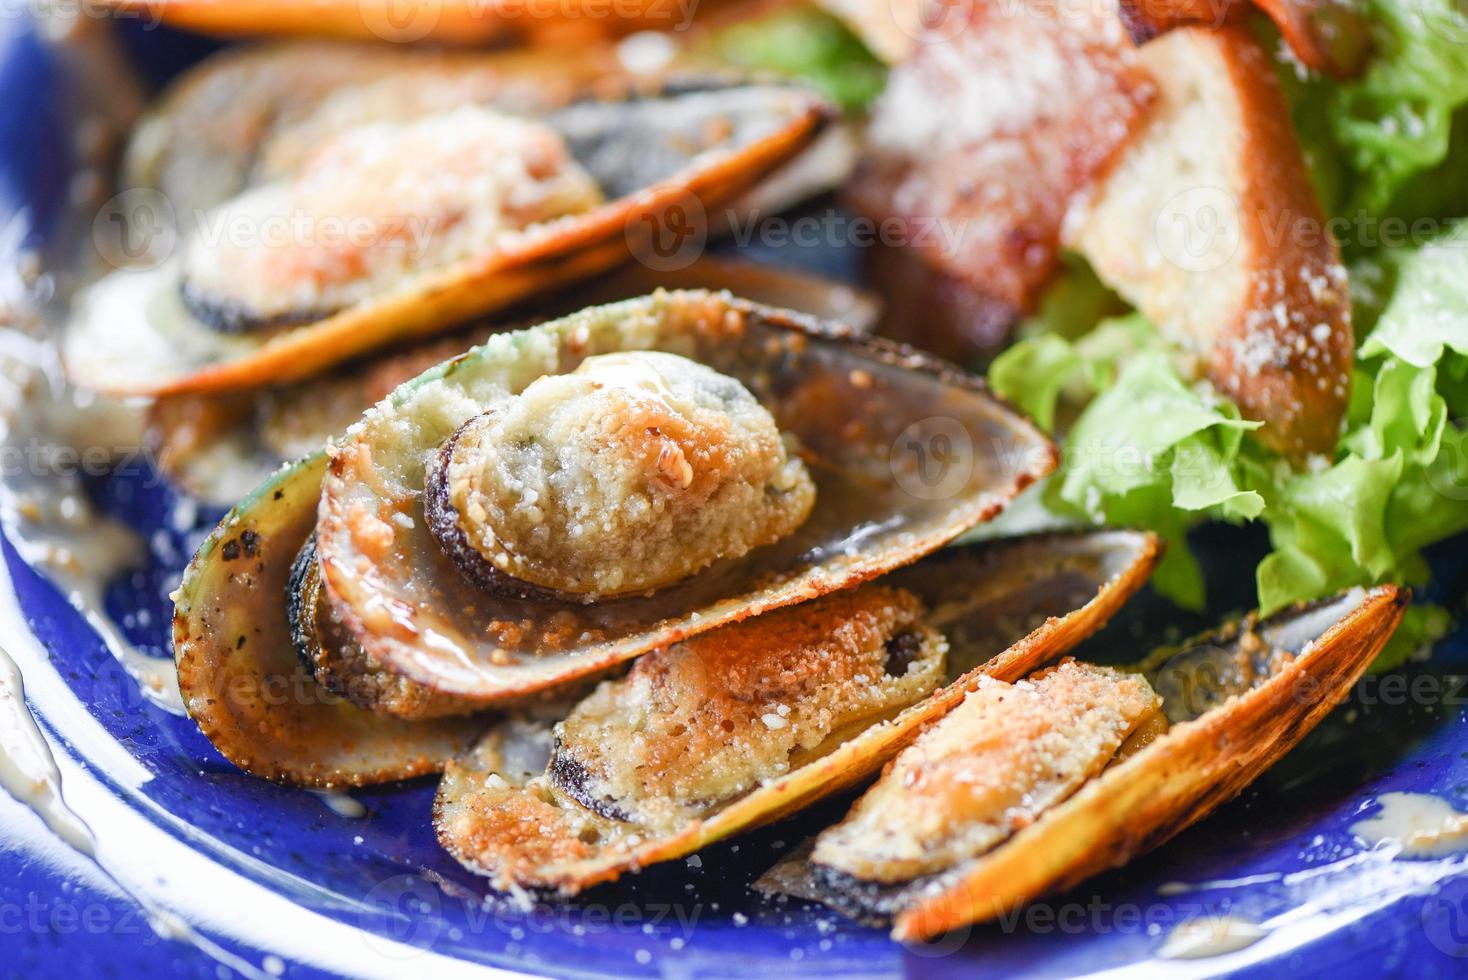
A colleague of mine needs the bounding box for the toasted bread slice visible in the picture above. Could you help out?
[1063,24,1351,455]
[845,1,1155,325]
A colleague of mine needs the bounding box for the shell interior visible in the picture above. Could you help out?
[316,290,1057,705]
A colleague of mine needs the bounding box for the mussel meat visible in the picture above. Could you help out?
[174,289,1057,772]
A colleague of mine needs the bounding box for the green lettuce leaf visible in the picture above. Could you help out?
[1361,223,1468,367]
[991,326,1264,608]
[991,234,1468,622]
[701,5,886,112]
[1287,0,1468,219]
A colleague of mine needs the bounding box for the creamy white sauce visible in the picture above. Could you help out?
[0,330,184,716]
[309,789,368,819]
[0,644,272,978]
[1351,792,1468,858]
[1157,871,1283,896]
[616,31,677,76]
[0,643,96,854]
[3,486,184,716]
[1157,914,1268,959]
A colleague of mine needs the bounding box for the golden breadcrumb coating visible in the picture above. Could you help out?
[813,659,1161,883]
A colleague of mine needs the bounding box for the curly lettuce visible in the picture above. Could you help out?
[992,319,1263,608]
[1286,0,1468,220]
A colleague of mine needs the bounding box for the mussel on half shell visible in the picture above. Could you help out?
[121,40,630,219]
[68,78,831,397]
[99,0,696,49]
[758,584,1406,941]
[310,289,1056,705]
[431,529,1161,892]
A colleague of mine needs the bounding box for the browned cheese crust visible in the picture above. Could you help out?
[812,659,1161,883]
[551,584,946,832]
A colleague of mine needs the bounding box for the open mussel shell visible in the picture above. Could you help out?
[147,257,881,506]
[432,529,1160,893]
[765,584,1406,941]
[170,455,485,787]
[314,289,1057,705]
[67,78,830,397]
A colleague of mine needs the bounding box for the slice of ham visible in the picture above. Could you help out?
[846,0,1156,346]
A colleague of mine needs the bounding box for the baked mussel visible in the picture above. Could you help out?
[67,75,831,396]
[309,289,1055,705]
[431,529,1160,892]
[172,290,1057,778]
[759,584,1406,941]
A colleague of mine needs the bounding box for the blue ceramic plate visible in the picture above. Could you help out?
[4,14,1468,979]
